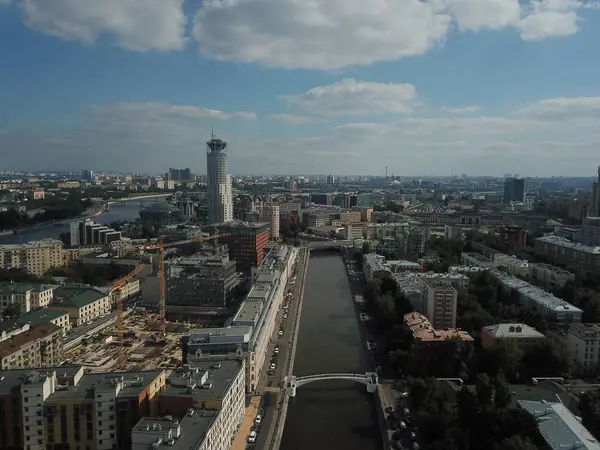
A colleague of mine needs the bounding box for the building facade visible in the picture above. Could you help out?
[0,323,62,370]
[0,239,64,276]
[206,134,233,224]
[222,221,270,270]
[421,279,458,329]
[260,204,280,240]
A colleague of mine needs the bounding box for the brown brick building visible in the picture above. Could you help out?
[222,221,269,270]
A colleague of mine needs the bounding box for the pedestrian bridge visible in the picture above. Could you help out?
[283,372,378,397]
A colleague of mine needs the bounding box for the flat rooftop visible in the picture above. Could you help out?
[163,359,242,402]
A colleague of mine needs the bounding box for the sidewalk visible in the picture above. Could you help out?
[231,396,261,450]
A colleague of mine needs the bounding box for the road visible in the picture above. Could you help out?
[252,249,307,450]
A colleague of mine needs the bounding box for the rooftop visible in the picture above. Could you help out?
[163,359,243,402]
[536,235,600,254]
[0,282,57,295]
[462,252,494,263]
[16,308,68,327]
[132,410,219,450]
[0,239,63,250]
[519,400,600,450]
[482,323,545,339]
[0,366,83,395]
[403,312,473,343]
[53,285,107,308]
[0,323,61,358]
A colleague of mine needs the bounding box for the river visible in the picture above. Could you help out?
[0,200,161,245]
[280,253,381,450]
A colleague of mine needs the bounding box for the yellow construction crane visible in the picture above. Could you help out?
[142,232,230,336]
[110,263,147,370]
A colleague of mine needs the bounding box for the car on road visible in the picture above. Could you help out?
[400,391,409,398]
[399,421,407,429]
[248,430,257,443]
[403,408,411,416]
[255,415,262,424]
[274,347,279,355]
[410,432,417,441]
[283,313,288,319]
[412,443,420,450]
[268,369,275,376]
[278,330,283,337]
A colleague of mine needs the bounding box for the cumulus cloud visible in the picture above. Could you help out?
[440,106,481,114]
[92,101,257,121]
[15,0,187,51]
[267,114,315,125]
[282,79,418,117]
[191,0,598,70]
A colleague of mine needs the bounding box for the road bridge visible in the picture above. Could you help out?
[306,240,352,250]
[283,372,378,397]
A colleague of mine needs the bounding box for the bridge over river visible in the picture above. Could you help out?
[283,372,378,397]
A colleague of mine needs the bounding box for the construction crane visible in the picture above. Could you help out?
[141,232,231,336]
[110,263,147,370]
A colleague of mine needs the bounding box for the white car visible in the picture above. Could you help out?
[255,415,262,424]
[278,330,283,336]
[248,431,257,443]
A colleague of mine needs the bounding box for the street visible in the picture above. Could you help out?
[251,249,308,450]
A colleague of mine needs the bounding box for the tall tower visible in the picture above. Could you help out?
[590,165,600,217]
[206,131,233,224]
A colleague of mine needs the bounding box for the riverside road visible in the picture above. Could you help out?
[280,252,381,450]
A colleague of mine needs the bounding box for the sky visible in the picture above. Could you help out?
[1,0,600,176]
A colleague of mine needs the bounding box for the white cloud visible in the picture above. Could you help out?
[92,101,257,121]
[193,0,452,70]
[267,114,315,125]
[282,79,417,116]
[191,0,597,70]
[440,105,481,113]
[16,0,187,51]
[516,97,600,121]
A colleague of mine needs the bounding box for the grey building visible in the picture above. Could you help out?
[503,177,525,203]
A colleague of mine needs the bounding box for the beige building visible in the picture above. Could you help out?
[339,211,361,224]
[50,285,111,326]
[344,223,364,240]
[551,323,600,375]
[261,204,280,240]
[0,323,62,370]
[0,282,55,314]
[422,279,458,329]
[0,239,64,276]
[360,207,373,223]
[17,308,71,335]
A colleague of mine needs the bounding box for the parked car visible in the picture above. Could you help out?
[248,430,257,443]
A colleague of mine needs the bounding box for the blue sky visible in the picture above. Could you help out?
[1,0,600,176]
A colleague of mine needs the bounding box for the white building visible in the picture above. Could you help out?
[552,323,600,375]
[444,225,463,240]
[0,283,55,314]
[261,204,280,240]
[206,134,233,224]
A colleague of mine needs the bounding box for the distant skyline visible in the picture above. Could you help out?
[1,0,600,176]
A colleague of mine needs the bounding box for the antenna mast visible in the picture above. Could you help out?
[211,126,215,140]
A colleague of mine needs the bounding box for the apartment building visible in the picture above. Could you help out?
[16,308,71,335]
[461,252,495,268]
[182,246,296,392]
[0,239,64,276]
[481,323,545,349]
[491,270,582,327]
[344,224,364,240]
[535,235,600,270]
[221,221,270,270]
[49,286,111,326]
[363,253,392,282]
[444,225,463,240]
[0,323,62,370]
[154,360,245,450]
[260,204,280,240]
[421,279,458,329]
[0,283,56,314]
[403,312,473,360]
[529,263,575,289]
[0,366,165,450]
[550,323,600,375]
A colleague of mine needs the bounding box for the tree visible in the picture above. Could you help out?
[362,241,371,254]
[493,373,512,408]
[494,435,538,450]
[475,373,494,409]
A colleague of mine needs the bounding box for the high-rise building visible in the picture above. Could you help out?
[261,204,280,240]
[503,177,525,204]
[206,133,233,224]
[590,166,600,217]
[81,168,93,182]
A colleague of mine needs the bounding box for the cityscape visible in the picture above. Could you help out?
[2,2,600,450]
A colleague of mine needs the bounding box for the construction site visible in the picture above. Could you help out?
[64,232,229,373]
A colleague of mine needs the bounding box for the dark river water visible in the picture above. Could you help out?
[280,253,381,450]
[0,200,159,245]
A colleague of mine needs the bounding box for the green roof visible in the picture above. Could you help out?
[0,283,57,295]
[16,308,68,327]
[53,286,107,308]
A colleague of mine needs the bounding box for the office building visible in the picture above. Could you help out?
[582,216,600,247]
[503,177,525,203]
[167,168,193,182]
[260,204,280,240]
[206,133,233,224]
[422,279,458,329]
[70,219,122,247]
[0,323,62,370]
[590,166,600,217]
[81,168,93,182]
[0,239,64,276]
[221,221,270,270]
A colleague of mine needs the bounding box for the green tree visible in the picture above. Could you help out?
[494,435,538,450]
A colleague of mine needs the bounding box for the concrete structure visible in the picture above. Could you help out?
[444,225,463,240]
[206,134,233,224]
[421,279,458,329]
[481,323,545,348]
[518,400,600,450]
[0,239,64,276]
[0,282,55,314]
[70,219,122,247]
[491,270,582,327]
[0,323,62,370]
[182,245,297,392]
[284,372,378,397]
[503,177,525,203]
[460,252,495,268]
[50,285,111,326]
[261,203,280,240]
[582,216,600,247]
[221,221,270,270]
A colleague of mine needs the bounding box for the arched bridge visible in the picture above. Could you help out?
[283,372,378,397]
